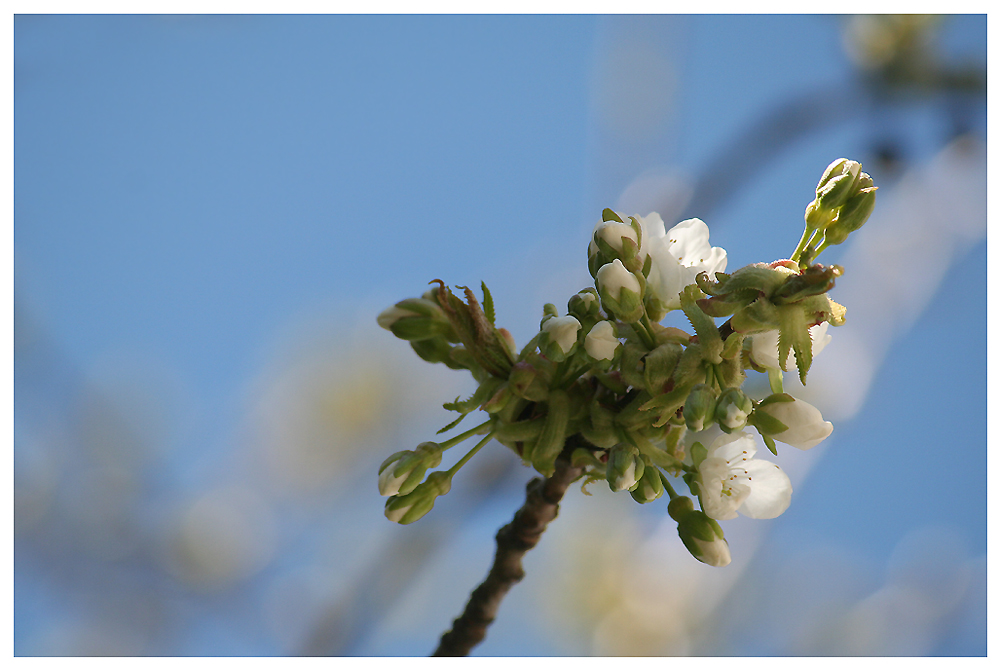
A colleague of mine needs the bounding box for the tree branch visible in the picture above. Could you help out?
[431,454,584,656]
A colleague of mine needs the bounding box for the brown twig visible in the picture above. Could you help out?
[431,454,584,656]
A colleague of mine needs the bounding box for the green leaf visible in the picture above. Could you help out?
[680,285,722,363]
[481,281,496,326]
[436,413,467,434]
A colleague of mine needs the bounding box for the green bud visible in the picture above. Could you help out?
[596,259,645,323]
[672,502,731,568]
[539,314,582,363]
[816,161,861,210]
[629,458,664,504]
[643,342,683,395]
[684,383,718,432]
[816,159,860,195]
[508,359,552,402]
[568,288,602,321]
[828,187,877,241]
[531,389,571,476]
[579,400,619,449]
[607,443,644,492]
[804,200,836,230]
[378,442,443,497]
[619,342,647,390]
[383,470,452,525]
[714,387,753,433]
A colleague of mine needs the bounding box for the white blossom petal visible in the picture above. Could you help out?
[736,460,792,519]
[584,321,620,360]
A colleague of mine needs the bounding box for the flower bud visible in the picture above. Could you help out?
[606,443,644,492]
[508,360,551,402]
[540,315,582,360]
[827,186,877,243]
[584,320,620,361]
[596,259,644,322]
[377,442,443,497]
[594,221,639,256]
[816,160,861,211]
[684,384,718,432]
[668,496,731,568]
[531,389,572,477]
[714,387,753,433]
[804,200,835,230]
[377,298,454,341]
[753,394,833,450]
[383,471,452,525]
[568,289,601,321]
[629,458,664,504]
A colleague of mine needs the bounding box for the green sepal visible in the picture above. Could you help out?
[748,408,788,436]
[690,441,708,468]
[389,316,453,341]
[761,433,779,456]
[602,207,624,223]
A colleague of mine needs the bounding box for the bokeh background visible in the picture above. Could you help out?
[14,14,986,656]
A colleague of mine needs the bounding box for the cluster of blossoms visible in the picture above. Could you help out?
[377,159,875,567]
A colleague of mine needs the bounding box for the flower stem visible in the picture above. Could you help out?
[441,421,493,452]
[631,318,657,350]
[767,368,784,394]
[432,452,584,656]
[658,469,679,499]
[790,226,817,264]
[447,432,494,476]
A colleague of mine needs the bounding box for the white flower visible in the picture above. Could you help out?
[584,321,620,360]
[756,397,833,450]
[637,214,727,310]
[697,431,792,521]
[541,315,582,354]
[596,258,641,300]
[751,321,831,370]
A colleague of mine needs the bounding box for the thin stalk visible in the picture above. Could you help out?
[440,420,493,452]
[447,432,494,476]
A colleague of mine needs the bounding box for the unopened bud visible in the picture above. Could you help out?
[630,458,664,504]
[596,259,644,322]
[684,384,718,432]
[383,471,452,524]
[668,496,731,567]
[715,387,753,433]
[607,443,644,492]
[831,187,877,238]
[584,320,621,361]
[540,315,582,361]
[568,289,601,321]
[378,442,443,497]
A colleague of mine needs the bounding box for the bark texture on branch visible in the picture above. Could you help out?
[431,455,584,656]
